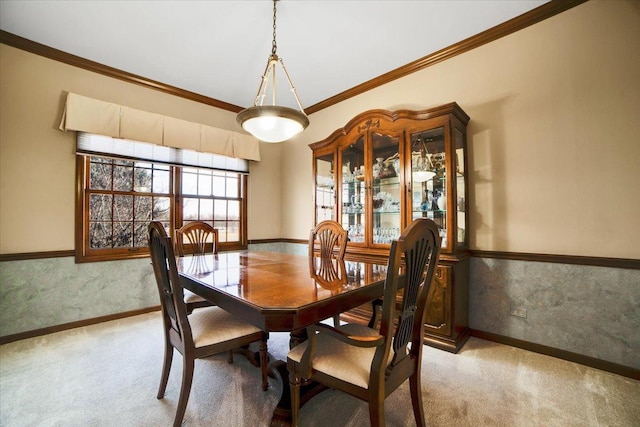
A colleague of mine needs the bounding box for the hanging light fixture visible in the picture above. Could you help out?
[412,138,436,183]
[236,0,309,143]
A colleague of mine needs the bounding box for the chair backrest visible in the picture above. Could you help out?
[308,220,348,260]
[175,221,219,256]
[149,221,193,347]
[377,218,441,371]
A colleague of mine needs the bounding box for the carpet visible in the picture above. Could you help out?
[1,312,638,426]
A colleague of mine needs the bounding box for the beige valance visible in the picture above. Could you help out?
[59,92,261,161]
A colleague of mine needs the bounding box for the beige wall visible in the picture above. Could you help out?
[283,0,640,259]
[0,44,282,253]
[1,0,639,259]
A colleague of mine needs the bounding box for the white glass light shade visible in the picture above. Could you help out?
[412,154,435,182]
[413,170,436,183]
[237,105,309,143]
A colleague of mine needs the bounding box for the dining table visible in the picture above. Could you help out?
[177,250,389,426]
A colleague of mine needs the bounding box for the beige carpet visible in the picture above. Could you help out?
[1,312,638,427]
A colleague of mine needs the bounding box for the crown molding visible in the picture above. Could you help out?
[0,29,243,113]
[1,0,588,115]
[305,0,589,113]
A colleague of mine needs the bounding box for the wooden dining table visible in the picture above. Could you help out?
[177,250,389,426]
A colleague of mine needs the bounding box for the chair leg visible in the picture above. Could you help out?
[157,341,174,399]
[409,372,426,427]
[174,356,195,427]
[227,350,233,364]
[368,394,385,427]
[260,335,269,391]
[289,371,301,427]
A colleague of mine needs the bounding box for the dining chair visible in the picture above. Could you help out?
[175,221,219,312]
[308,220,348,261]
[175,221,219,256]
[309,220,348,325]
[148,221,269,427]
[288,218,441,427]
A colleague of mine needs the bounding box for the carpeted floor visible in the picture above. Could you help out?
[1,312,638,426]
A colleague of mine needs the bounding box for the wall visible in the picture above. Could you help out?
[0,41,282,335]
[0,256,157,336]
[1,0,638,370]
[0,242,309,337]
[0,43,283,253]
[280,0,640,370]
[470,258,640,369]
[283,0,640,260]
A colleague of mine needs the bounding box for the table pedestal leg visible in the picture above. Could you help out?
[269,361,327,427]
[269,328,326,426]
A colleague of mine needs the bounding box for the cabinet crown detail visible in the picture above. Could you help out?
[357,119,380,133]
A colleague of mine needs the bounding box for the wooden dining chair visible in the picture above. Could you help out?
[309,220,348,325]
[175,221,219,256]
[175,221,219,312]
[308,220,348,261]
[288,218,442,427]
[148,221,269,427]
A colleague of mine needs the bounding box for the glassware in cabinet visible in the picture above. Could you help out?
[314,152,335,223]
[409,127,448,248]
[371,131,402,246]
[339,135,366,244]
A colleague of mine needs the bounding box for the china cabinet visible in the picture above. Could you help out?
[310,103,470,352]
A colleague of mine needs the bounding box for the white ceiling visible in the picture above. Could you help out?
[0,0,549,111]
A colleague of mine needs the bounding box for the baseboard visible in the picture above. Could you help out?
[0,306,161,345]
[470,329,640,381]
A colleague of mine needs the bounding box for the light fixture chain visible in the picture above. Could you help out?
[272,0,278,55]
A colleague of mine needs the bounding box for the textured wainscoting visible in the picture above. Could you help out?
[249,242,307,256]
[0,256,158,337]
[2,245,638,375]
[469,257,640,370]
[0,244,307,338]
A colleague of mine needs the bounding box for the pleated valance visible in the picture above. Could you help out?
[58,92,261,161]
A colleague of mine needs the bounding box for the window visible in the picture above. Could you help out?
[179,168,242,243]
[76,154,248,262]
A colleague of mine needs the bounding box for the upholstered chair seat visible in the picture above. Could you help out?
[183,289,208,305]
[188,306,265,347]
[288,323,392,389]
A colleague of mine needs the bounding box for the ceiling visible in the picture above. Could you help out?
[0,0,550,113]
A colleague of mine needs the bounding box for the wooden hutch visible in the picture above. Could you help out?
[309,102,470,353]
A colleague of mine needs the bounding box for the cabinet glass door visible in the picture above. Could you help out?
[371,131,401,246]
[340,136,366,243]
[410,127,448,248]
[455,129,466,247]
[314,153,335,223]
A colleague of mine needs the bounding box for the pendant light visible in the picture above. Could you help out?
[236,0,309,143]
[412,138,436,183]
